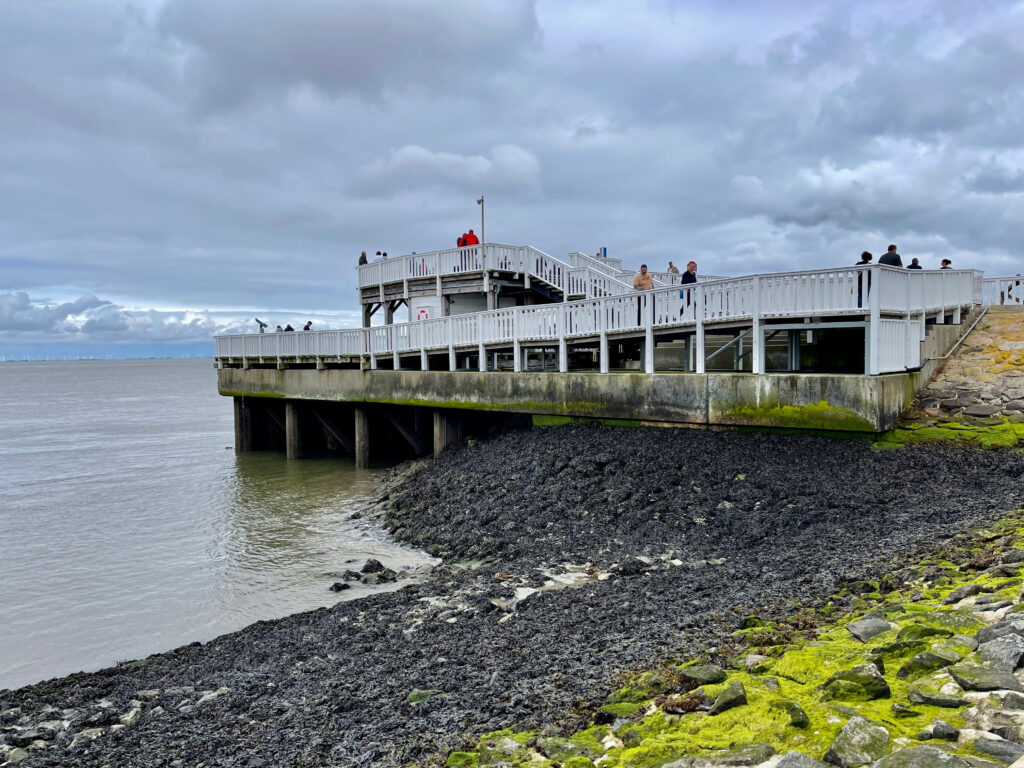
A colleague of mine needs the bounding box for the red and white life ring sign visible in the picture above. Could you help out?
[417,308,430,321]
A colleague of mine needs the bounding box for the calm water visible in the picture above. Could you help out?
[0,359,435,690]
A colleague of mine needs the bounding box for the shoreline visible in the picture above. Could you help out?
[3,425,1024,767]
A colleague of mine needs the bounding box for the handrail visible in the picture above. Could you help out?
[217,265,983,376]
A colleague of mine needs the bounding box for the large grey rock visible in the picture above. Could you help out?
[977,619,1024,646]
[896,650,960,680]
[915,719,959,741]
[907,688,966,708]
[777,752,828,767]
[691,742,774,766]
[823,716,889,767]
[949,663,1024,692]
[679,664,727,686]
[978,634,1024,672]
[974,737,1024,763]
[821,664,891,701]
[871,746,971,767]
[770,699,810,728]
[944,584,984,605]
[709,681,747,716]
[847,617,893,643]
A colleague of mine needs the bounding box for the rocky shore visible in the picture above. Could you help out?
[3,425,1024,767]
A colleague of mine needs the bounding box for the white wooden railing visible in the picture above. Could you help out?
[983,276,1024,306]
[218,265,982,376]
[357,243,636,300]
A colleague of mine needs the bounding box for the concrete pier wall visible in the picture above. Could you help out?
[219,367,921,433]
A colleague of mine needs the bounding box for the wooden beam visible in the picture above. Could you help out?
[312,409,354,453]
[384,410,429,456]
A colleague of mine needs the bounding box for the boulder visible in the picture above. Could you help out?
[770,699,810,728]
[823,716,889,767]
[944,585,984,605]
[329,582,351,592]
[896,650,960,680]
[976,618,1024,646]
[871,746,971,767]
[361,558,385,574]
[907,688,966,708]
[777,752,828,767]
[708,681,747,716]
[915,719,959,741]
[821,664,891,701]
[896,624,953,642]
[847,617,893,643]
[891,703,920,718]
[691,742,774,766]
[679,664,727,686]
[948,663,1024,693]
[1004,691,1024,709]
[978,634,1024,672]
[974,737,1024,764]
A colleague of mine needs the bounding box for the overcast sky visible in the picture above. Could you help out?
[2,0,1022,358]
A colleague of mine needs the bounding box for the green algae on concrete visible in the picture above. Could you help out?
[723,399,877,433]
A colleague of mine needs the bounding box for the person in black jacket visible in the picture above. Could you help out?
[878,244,903,267]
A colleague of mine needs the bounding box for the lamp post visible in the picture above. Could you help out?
[477,194,488,301]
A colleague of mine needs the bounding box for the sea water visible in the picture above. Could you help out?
[0,359,434,690]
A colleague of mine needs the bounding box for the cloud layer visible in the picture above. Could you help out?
[2,0,1023,353]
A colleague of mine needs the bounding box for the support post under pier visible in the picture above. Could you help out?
[233,396,253,453]
[433,408,460,457]
[285,401,302,459]
[354,405,370,469]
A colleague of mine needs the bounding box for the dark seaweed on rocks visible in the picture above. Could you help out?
[5,425,1024,768]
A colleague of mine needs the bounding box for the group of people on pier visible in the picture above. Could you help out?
[633,260,698,291]
[855,244,953,270]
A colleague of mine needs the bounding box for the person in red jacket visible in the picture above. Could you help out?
[463,229,479,246]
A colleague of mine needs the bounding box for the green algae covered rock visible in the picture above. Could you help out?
[769,699,810,728]
[895,649,961,680]
[947,662,1024,692]
[900,610,984,634]
[895,624,954,643]
[679,664,727,686]
[820,663,891,701]
[692,742,775,765]
[708,680,747,715]
[445,752,479,768]
[823,715,889,767]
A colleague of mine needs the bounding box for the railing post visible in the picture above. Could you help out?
[599,299,609,374]
[369,329,377,370]
[695,285,705,374]
[482,244,489,295]
[478,314,487,372]
[751,276,763,374]
[644,294,655,374]
[447,319,456,371]
[559,303,568,373]
[513,308,522,373]
[868,266,881,375]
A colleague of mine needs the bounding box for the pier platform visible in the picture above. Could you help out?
[214,246,1011,465]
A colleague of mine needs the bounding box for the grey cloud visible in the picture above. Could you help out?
[158,0,541,110]
[353,144,541,197]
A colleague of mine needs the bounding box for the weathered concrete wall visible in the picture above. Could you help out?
[218,367,921,432]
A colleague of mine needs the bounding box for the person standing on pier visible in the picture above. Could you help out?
[856,252,872,265]
[908,258,923,269]
[633,264,653,291]
[463,229,479,246]
[303,321,313,331]
[358,251,368,265]
[879,244,903,267]
[667,261,680,274]
[681,261,697,285]
[941,259,953,269]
